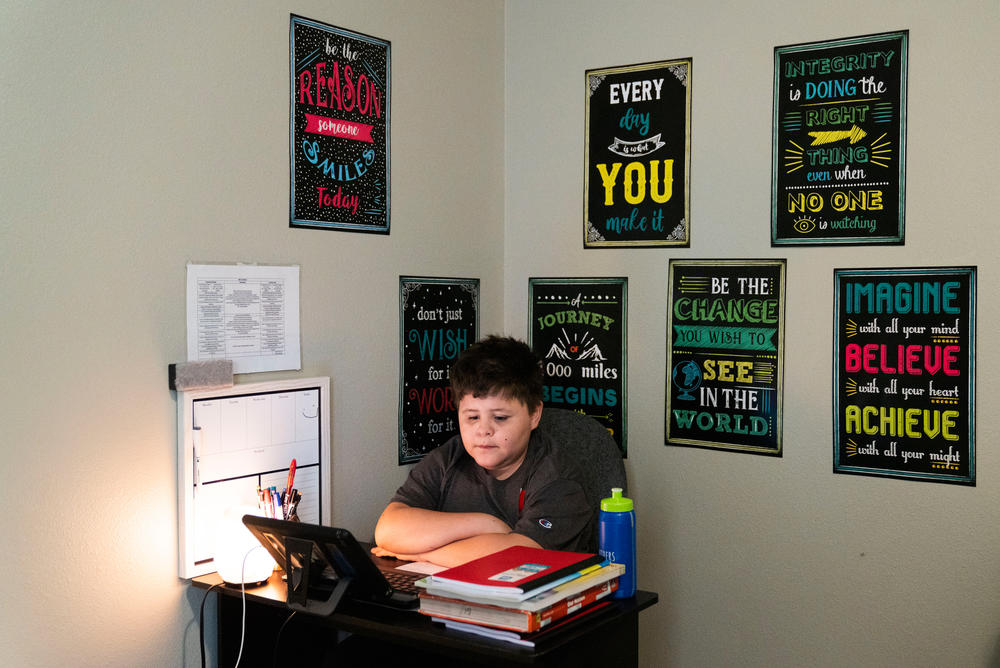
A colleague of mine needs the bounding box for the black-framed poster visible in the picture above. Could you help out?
[398,277,479,464]
[665,260,786,456]
[772,30,907,245]
[585,59,691,248]
[833,267,976,485]
[528,278,628,456]
[290,15,390,233]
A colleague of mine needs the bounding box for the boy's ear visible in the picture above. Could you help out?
[529,403,543,430]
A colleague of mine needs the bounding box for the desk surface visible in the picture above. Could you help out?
[193,570,657,666]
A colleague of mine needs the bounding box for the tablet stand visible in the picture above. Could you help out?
[283,536,353,616]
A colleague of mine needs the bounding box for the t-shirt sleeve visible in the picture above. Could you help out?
[512,478,593,551]
[389,446,449,510]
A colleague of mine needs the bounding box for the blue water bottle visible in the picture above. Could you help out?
[599,487,636,598]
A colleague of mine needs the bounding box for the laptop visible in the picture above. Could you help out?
[241,515,421,614]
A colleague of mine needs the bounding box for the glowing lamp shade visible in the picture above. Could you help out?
[215,506,276,585]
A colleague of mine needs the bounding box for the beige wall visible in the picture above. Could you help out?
[2,0,999,666]
[0,1,503,665]
[504,0,1000,666]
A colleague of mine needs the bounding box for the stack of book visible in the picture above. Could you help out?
[416,545,624,647]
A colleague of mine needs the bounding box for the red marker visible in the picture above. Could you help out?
[286,459,297,497]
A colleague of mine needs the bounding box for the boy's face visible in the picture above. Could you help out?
[457,393,542,480]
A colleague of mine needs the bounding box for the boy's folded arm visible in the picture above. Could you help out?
[373,501,513,554]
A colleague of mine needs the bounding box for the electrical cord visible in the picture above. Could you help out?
[200,545,292,668]
[273,610,298,667]
[234,545,267,668]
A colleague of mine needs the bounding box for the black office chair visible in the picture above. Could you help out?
[536,407,627,512]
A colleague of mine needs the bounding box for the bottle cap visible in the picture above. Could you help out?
[600,487,633,512]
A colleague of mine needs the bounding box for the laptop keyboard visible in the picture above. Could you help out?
[382,568,421,595]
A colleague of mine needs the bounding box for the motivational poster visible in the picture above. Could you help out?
[290,15,390,233]
[585,59,691,248]
[833,267,976,485]
[665,260,786,456]
[772,31,907,245]
[398,277,479,464]
[528,278,628,456]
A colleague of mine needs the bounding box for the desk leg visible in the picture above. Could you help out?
[544,609,639,668]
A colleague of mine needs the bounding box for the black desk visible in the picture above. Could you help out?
[192,571,657,667]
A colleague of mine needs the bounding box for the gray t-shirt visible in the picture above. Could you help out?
[390,427,596,552]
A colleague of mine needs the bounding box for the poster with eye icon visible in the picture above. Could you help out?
[772,31,907,245]
[398,277,479,464]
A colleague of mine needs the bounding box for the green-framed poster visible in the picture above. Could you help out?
[666,260,786,456]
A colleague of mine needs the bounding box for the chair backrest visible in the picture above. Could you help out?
[536,407,626,511]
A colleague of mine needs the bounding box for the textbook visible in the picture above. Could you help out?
[419,575,619,632]
[436,601,614,648]
[418,562,625,611]
[424,546,605,601]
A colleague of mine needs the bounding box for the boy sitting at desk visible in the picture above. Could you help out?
[372,336,593,568]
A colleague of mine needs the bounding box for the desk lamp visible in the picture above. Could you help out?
[215,506,276,585]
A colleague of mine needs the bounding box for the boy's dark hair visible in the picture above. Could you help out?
[450,335,544,408]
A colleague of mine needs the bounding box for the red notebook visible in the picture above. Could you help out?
[427,546,604,601]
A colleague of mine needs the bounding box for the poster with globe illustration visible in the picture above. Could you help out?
[528,277,627,456]
[665,260,786,455]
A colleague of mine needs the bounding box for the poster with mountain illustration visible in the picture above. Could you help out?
[528,277,627,456]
